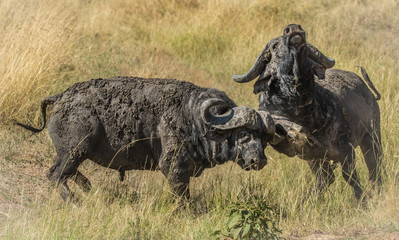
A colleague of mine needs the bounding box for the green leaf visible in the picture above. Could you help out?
[227,212,242,229]
[241,223,251,237]
[231,227,242,239]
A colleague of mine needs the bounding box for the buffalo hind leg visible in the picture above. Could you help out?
[340,149,364,201]
[360,133,383,192]
[59,182,73,202]
[47,152,87,202]
[73,170,92,192]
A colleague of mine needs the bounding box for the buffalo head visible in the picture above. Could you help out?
[233,24,335,95]
[200,98,275,170]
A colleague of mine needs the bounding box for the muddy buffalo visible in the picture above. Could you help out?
[233,24,382,200]
[15,77,275,200]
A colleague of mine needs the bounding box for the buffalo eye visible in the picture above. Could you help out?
[284,27,291,35]
[238,131,251,143]
[271,42,279,51]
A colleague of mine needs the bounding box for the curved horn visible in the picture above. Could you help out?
[201,98,261,130]
[201,98,232,126]
[233,45,271,83]
[306,42,335,68]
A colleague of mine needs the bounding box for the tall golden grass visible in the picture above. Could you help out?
[0,0,78,124]
[1,0,398,239]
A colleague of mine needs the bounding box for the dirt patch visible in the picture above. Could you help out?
[284,230,399,240]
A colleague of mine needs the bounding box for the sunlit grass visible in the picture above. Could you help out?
[1,0,398,239]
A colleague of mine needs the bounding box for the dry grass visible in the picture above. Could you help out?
[0,0,78,124]
[1,0,399,239]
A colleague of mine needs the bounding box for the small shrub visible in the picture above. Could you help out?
[212,195,281,240]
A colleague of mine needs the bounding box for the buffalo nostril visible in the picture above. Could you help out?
[237,159,246,168]
[249,159,260,170]
[257,158,267,170]
[290,34,303,46]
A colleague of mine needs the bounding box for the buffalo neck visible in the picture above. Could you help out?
[212,139,235,164]
[188,112,233,167]
[263,47,326,129]
[291,47,320,123]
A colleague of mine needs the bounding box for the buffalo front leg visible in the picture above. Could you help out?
[306,159,336,199]
[161,161,191,200]
[159,147,191,200]
[360,132,383,192]
[168,169,191,200]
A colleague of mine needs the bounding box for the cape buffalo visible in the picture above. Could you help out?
[15,77,275,201]
[233,24,382,200]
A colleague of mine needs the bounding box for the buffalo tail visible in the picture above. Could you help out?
[358,66,381,100]
[13,96,57,133]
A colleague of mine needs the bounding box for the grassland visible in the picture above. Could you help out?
[1,0,398,239]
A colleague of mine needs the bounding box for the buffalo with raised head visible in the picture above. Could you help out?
[233,24,382,200]
[15,77,275,201]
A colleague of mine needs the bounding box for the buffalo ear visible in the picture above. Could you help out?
[203,129,229,143]
[314,66,326,79]
[310,58,326,79]
[253,79,269,94]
